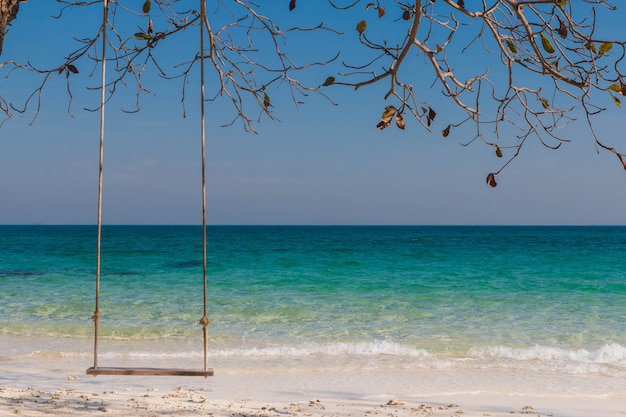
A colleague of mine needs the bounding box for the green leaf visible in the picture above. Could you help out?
[540,97,550,109]
[608,84,621,93]
[586,42,596,53]
[356,20,367,35]
[612,95,622,108]
[599,42,613,55]
[322,76,335,87]
[495,146,503,158]
[133,32,152,41]
[142,0,151,14]
[540,33,555,54]
[556,0,567,7]
[506,40,518,54]
[263,93,271,108]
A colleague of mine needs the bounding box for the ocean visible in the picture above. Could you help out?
[1,225,625,391]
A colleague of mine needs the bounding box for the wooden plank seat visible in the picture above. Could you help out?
[86,367,214,377]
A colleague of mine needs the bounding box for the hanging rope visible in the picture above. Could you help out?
[92,0,108,371]
[89,0,211,376]
[198,0,211,374]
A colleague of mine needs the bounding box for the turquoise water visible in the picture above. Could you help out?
[1,225,625,375]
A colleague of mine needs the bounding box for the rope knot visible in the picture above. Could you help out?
[199,316,211,328]
[91,311,101,323]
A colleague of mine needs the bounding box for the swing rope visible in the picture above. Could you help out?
[88,0,212,378]
[91,0,108,371]
[199,0,211,374]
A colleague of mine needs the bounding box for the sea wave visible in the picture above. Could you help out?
[211,340,431,358]
[121,341,626,375]
[19,340,626,363]
[9,339,626,378]
[29,350,90,360]
[467,343,626,377]
[468,343,626,364]
[100,340,431,359]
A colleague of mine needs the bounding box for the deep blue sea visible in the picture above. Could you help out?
[1,225,625,378]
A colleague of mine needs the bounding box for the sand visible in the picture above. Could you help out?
[1,366,624,417]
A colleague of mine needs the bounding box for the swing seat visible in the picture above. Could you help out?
[86,366,213,377]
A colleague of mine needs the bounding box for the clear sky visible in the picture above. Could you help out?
[1,1,625,225]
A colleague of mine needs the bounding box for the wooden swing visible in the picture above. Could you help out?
[86,0,213,378]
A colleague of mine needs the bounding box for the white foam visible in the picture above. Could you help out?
[467,343,626,376]
[10,337,626,378]
[211,340,431,358]
[469,343,626,364]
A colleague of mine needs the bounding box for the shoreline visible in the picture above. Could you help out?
[2,335,625,416]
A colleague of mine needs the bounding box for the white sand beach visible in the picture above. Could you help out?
[1,362,624,417]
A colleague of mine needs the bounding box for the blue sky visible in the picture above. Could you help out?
[1,1,625,225]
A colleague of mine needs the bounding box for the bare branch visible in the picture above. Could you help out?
[328,0,626,184]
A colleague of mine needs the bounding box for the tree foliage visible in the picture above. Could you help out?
[323,0,626,185]
[1,0,625,185]
[0,0,339,130]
